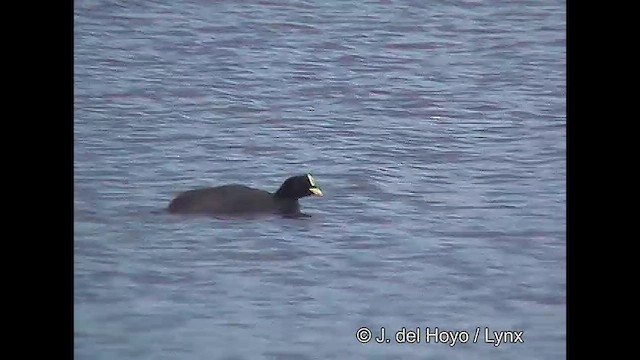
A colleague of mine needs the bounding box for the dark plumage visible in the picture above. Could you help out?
[167,174,323,216]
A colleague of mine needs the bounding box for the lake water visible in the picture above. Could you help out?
[74,0,566,359]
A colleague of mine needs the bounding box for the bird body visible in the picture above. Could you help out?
[167,174,322,217]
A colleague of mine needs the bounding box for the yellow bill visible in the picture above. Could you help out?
[307,174,323,196]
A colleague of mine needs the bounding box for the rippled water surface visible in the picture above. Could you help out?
[74,1,565,359]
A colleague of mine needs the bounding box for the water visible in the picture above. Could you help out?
[74,0,565,359]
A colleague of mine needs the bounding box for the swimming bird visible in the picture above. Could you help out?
[167,173,323,217]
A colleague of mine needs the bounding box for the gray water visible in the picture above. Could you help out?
[74,0,566,359]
